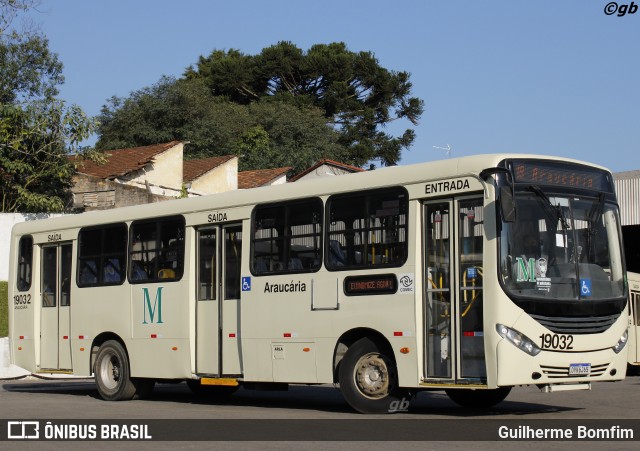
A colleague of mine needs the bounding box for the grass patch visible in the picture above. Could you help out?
[0,281,7,337]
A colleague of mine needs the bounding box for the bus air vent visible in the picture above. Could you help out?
[529,313,620,335]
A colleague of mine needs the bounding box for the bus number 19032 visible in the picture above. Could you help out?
[539,333,573,350]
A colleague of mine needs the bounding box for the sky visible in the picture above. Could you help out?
[21,0,640,172]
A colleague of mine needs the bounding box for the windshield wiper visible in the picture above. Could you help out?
[528,185,572,263]
[585,192,605,259]
[528,185,569,231]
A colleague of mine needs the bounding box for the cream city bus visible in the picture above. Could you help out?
[627,272,640,374]
[7,154,629,413]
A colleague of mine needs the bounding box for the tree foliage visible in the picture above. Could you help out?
[186,41,424,166]
[0,0,99,213]
[97,77,346,173]
[98,41,424,169]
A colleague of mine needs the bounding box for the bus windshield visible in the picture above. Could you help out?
[500,189,626,306]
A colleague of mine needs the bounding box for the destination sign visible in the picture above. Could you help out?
[344,274,397,296]
[512,161,612,192]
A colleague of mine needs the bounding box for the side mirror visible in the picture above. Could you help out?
[500,186,516,223]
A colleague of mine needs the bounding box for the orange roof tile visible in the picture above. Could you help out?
[238,167,292,189]
[72,141,182,179]
[183,155,236,182]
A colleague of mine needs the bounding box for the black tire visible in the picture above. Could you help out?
[338,337,406,414]
[445,387,511,408]
[186,379,238,397]
[94,340,137,401]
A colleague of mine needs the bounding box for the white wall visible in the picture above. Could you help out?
[0,213,65,281]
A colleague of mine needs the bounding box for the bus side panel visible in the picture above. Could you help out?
[8,235,37,373]
[127,338,191,379]
[239,271,420,387]
[128,282,191,378]
[9,299,38,373]
[71,285,132,376]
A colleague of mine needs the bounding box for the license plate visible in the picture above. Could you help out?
[569,363,591,375]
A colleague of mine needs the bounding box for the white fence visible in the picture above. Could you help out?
[0,213,65,281]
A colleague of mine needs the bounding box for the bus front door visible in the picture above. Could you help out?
[423,197,487,383]
[40,242,73,371]
[629,278,640,367]
[195,224,243,376]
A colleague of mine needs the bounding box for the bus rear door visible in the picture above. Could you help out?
[40,242,73,371]
[195,224,243,376]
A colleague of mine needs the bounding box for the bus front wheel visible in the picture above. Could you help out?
[339,337,405,414]
[94,340,137,401]
[445,387,511,408]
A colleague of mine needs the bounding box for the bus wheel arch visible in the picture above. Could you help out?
[333,328,396,382]
[91,334,154,401]
[334,330,406,414]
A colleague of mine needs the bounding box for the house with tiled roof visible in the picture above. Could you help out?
[238,167,291,189]
[70,141,364,211]
[184,155,238,194]
[71,141,186,210]
[71,141,242,211]
[289,159,364,182]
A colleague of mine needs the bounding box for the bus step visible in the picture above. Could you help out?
[200,377,239,387]
[539,383,591,393]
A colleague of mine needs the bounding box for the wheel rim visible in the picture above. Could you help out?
[353,352,392,399]
[99,352,121,390]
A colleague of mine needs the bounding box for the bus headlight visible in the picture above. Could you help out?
[612,330,628,354]
[496,324,541,356]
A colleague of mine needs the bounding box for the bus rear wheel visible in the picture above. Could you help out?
[445,387,511,408]
[94,340,138,401]
[339,337,405,414]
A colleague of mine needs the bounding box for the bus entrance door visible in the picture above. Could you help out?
[40,242,73,371]
[424,201,454,380]
[195,224,243,376]
[423,197,487,382]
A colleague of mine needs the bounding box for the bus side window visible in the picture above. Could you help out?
[80,260,98,285]
[252,198,322,275]
[129,216,185,283]
[16,235,34,291]
[130,261,148,280]
[326,187,408,270]
[78,223,127,287]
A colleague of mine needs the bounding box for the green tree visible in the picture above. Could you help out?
[0,0,99,213]
[97,77,346,173]
[97,77,249,155]
[187,41,424,166]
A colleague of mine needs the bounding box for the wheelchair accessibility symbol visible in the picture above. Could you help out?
[242,277,251,292]
[580,278,592,297]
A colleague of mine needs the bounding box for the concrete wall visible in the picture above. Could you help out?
[0,213,65,281]
[72,174,171,211]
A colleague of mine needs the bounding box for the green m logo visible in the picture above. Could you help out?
[142,287,164,324]
[516,257,536,282]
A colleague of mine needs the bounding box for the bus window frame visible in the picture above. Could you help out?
[128,215,186,284]
[250,197,323,277]
[325,186,409,272]
[16,235,34,292]
[77,223,128,288]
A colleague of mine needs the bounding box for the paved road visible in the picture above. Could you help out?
[1,376,639,450]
